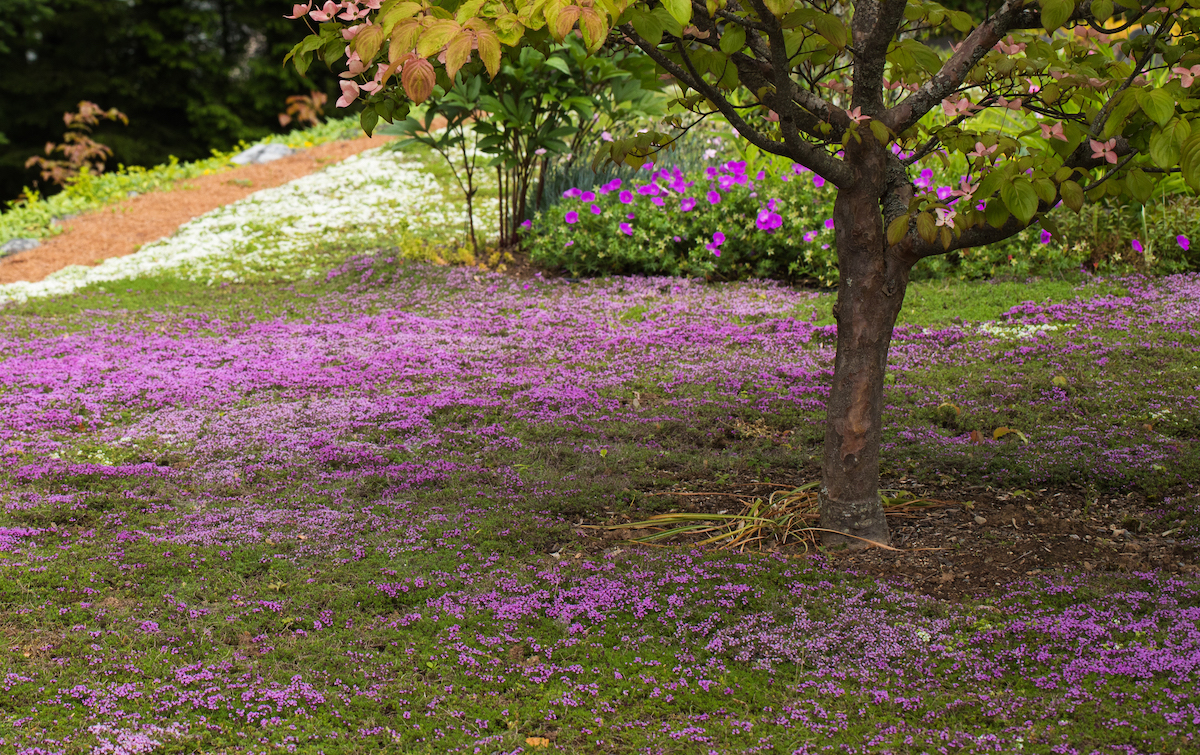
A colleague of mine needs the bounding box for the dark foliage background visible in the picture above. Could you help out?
[0,0,343,204]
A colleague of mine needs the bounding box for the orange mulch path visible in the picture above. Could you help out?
[0,134,394,286]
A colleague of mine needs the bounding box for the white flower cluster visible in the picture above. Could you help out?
[975,322,1062,340]
[0,146,473,304]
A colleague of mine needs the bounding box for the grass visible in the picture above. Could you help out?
[0,141,1198,754]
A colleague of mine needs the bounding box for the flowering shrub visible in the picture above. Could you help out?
[528,159,840,283]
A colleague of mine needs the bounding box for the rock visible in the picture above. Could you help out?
[974,515,987,525]
[0,237,41,257]
[230,143,298,165]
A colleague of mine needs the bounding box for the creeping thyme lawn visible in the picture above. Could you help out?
[1,255,1199,753]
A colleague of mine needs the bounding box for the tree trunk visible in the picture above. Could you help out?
[819,178,913,548]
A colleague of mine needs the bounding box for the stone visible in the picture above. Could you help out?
[0,237,41,257]
[230,143,298,166]
[974,515,987,525]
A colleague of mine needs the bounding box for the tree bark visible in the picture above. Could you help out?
[819,143,913,548]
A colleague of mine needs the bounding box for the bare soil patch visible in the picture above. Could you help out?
[579,476,1197,600]
[0,134,393,285]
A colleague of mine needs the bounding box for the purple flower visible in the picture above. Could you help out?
[718,175,736,191]
[580,191,595,202]
[619,191,634,204]
[792,163,809,174]
[914,168,933,189]
[637,184,660,196]
[563,188,582,199]
[824,218,835,230]
[652,197,665,206]
[813,175,826,188]
[626,213,635,220]
[705,231,726,256]
[1040,229,1052,244]
[619,222,633,235]
[604,179,622,191]
[1178,235,1190,251]
[756,170,766,180]
[707,190,720,205]
[1132,238,1144,253]
[601,131,613,141]
[673,235,682,242]
[564,240,574,247]
[520,219,533,229]
[803,230,817,242]
[937,186,954,201]
[756,209,783,233]
[564,211,579,224]
[590,204,602,215]
[680,197,696,212]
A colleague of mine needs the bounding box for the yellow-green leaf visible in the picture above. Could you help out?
[916,211,937,243]
[1138,88,1176,128]
[719,24,746,54]
[813,13,848,47]
[1041,0,1074,32]
[1060,179,1084,212]
[416,19,461,57]
[663,0,692,26]
[1000,178,1038,225]
[886,215,909,246]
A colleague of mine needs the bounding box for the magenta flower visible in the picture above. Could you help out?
[937,186,953,201]
[680,197,696,212]
[619,222,633,236]
[564,211,579,224]
[580,191,595,202]
[619,191,633,204]
[590,204,602,215]
[707,190,720,205]
[520,219,532,229]
[705,231,726,256]
[1178,235,1191,251]
[718,175,736,191]
[1040,229,1052,244]
[1132,239,1144,253]
[563,188,582,199]
[652,197,665,206]
[813,175,825,188]
[824,218,835,230]
[756,209,783,232]
[626,213,635,220]
[803,230,817,242]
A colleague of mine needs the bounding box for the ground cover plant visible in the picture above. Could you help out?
[1,244,1198,751]
[296,0,1200,546]
[0,116,365,252]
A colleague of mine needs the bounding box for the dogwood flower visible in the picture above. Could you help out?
[1090,138,1118,164]
[285,3,312,19]
[968,142,998,160]
[935,207,956,228]
[309,1,339,21]
[336,80,360,108]
[1172,65,1200,87]
[1040,122,1067,142]
[941,97,980,118]
[846,107,869,124]
[995,36,1025,55]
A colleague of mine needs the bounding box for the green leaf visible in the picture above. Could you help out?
[1001,178,1039,225]
[763,0,796,17]
[360,106,380,137]
[1181,132,1200,191]
[916,211,937,243]
[886,215,909,246]
[662,0,691,27]
[719,24,746,54]
[814,13,848,47]
[1101,91,1139,139]
[1033,178,1057,205]
[1060,179,1084,212]
[985,199,1010,228]
[1092,0,1113,19]
[868,119,891,146]
[1125,168,1153,203]
[1138,88,1176,128]
[1041,0,1075,32]
[630,8,664,45]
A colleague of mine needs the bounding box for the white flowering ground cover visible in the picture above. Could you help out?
[0,141,1198,753]
[0,142,493,305]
